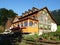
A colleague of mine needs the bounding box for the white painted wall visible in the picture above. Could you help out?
[51,23,57,32]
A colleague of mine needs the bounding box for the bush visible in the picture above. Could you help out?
[40,32,60,41]
[23,34,39,41]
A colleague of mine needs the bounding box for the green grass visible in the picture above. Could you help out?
[40,25,60,41]
[23,34,39,41]
[56,25,60,32]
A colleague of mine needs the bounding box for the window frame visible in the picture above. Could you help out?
[29,21,33,26]
[24,21,28,26]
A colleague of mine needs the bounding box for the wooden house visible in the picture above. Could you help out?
[9,7,57,34]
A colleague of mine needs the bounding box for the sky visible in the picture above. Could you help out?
[0,0,60,16]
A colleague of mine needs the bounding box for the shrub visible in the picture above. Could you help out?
[40,32,60,41]
[23,34,39,41]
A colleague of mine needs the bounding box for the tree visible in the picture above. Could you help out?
[51,9,60,25]
[0,8,17,30]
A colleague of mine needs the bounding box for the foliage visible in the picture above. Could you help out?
[18,34,39,45]
[19,30,60,45]
[0,8,17,31]
[51,9,60,25]
[56,25,60,32]
[0,8,17,26]
[40,32,60,41]
[23,34,39,41]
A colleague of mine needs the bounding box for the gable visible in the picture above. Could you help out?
[37,8,56,23]
[13,17,19,23]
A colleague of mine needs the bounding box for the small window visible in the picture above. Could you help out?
[21,22,23,27]
[38,23,43,29]
[18,24,19,27]
[34,22,37,24]
[41,16,43,21]
[24,21,28,26]
[42,11,46,15]
[21,24,23,27]
[29,21,33,26]
[38,16,43,21]
[48,20,51,24]
[34,22,37,26]
[48,25,51,30]
[33,16,36,20]
[19,23,21,27]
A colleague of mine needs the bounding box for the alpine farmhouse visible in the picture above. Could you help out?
[5,7,57,35]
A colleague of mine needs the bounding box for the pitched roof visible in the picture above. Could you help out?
[12,7,57,24]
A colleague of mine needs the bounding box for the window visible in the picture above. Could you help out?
[29,21,33,26]
[34,22,37,24]
[33,16,36,20]
[34,22,37,26]
[24,21,28,26]
[19,23,21,27]
[45,17,48,23]
[44,25,51,30]
[44,25,48,30]
[42,11,47,15]
[38,23,43,29]
[48,25,51,30]
[48,19,51,24]
[41,16,43,21]
[21,22,23,27]
[38,16,43,21]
